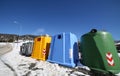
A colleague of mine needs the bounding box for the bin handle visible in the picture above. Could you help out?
[90,29,97,33]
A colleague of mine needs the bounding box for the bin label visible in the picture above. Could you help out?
[43,49,46,55]
[69,49,73,59]
[106,52,114,66]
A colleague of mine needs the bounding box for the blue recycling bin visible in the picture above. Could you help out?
[47,32,80,67]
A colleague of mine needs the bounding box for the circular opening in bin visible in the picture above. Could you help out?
[58,35,62,39]
[90,29,97,33]
[37,38,41,41]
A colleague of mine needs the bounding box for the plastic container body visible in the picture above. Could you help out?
[81,30,120,74]
[20,42,33,56]
[31,36,51,61]
[47,33,80,67]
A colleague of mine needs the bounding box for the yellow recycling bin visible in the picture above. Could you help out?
[31,35,51,61]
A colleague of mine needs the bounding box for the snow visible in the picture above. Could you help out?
[1,41,120,76]
[0,43,5,45]
[0,60,14,76]
[118,53,120,57]
[115,42,120,45]
[0,42,90,76]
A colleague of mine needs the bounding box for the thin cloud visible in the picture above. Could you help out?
[13,21,18,24]
[33,28,45,35]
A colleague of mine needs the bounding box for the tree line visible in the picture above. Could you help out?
[0,33,37,42]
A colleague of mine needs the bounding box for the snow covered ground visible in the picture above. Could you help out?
[0,42,90,76]
[0,41,120,76]
[0,59,14,76]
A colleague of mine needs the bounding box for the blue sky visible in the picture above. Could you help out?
[0,0,120,40]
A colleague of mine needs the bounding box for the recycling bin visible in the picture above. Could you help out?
[31,35,51,61]
[80,29,120,74]
[47,32,81,67]
[20,42,33,56]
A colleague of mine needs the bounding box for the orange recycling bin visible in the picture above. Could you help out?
[31,35,51,61]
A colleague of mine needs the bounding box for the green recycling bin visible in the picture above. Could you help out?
[80,29,120,74]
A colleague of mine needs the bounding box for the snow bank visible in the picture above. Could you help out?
[0,43,7,46]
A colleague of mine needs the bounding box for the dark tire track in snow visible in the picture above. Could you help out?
[0,44,17,76]
[0,59,17,76]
